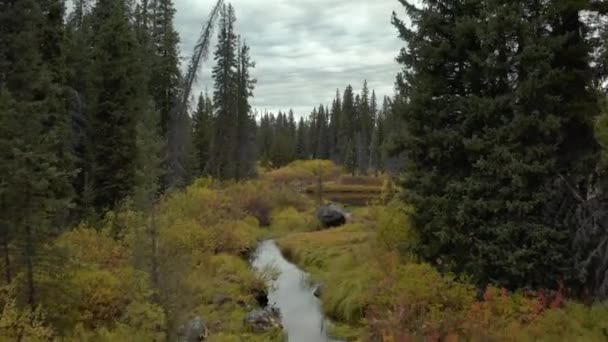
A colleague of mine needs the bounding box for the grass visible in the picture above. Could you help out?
[277,224,376,340]
[305,182,383,194]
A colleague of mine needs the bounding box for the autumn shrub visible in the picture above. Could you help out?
[209,219,259,255]
[269,207,316,235]
[161,181,235,227]
[366,263,476,340]
[55,226,131,269]
[265,160,342,185]
[0,286,54,341]
[223,180,309,226]
[372,200,418,258]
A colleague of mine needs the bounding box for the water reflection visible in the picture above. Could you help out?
[251,240,341,342]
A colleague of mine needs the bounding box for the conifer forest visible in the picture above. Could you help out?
[2,0,608,341]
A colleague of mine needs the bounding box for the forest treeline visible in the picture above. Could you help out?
[252,81,404,175]
[3,0,608,340]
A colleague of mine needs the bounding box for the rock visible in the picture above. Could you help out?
[313,283,323,298]
[181,317,208,342]
[212,293,231,306]
[244,307,282,333]
[252,288,269,307]
[316,203,346,228]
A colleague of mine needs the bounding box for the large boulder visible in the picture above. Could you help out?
[244,307,282,333]
[316,203,346,228]
[180,317,208,342]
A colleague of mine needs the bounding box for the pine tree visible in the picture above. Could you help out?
[235,41,257,179]
[316,105,330,159]
[150,0,180,137]
[207,4,238,179]
[329,89,341,161]
[0,0,73,304]
[295,117,309,159]
[357,80,372,174]
[89,0,142,212]
[340,85,356,166]
[394,0,600,289]
[192,93,212,176]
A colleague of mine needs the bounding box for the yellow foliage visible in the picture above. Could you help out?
[56,226,130,269]
[0,287,54,341]
[372,200,418,257]
[269,207,316,235]
[265,159,342,185]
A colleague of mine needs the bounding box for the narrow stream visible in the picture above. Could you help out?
[252,240,339,342]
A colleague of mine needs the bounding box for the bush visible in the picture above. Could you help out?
[223,181,310,226]
[209,219,259,256]
[269,207,316,235]
[265,160,342,185]
[0,286,54,341]
[372,201,418,258]
[367,263,476,340]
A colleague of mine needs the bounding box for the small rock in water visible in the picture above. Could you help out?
[313,283,324,298]
[316,203,346,228]
[180,316,208,342]
[244,307,282,333]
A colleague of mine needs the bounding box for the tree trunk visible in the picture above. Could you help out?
[24,223,35,306]
[151,205,159,291]
[317,173,323,206]
[2,227,10,285]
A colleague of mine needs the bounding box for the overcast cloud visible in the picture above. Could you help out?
[174,0,404,117]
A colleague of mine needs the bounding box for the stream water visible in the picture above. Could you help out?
[251,240,340,342]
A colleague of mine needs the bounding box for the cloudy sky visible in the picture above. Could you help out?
[174,0,405,117]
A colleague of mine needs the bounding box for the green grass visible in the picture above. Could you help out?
[276,224,376,341]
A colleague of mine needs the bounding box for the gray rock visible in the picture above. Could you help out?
[181,317,208,342]
[313,283,323,298]
[316,203,346,228]
[244,307,282,333]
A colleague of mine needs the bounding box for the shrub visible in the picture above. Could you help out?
[269,207,316,235]
[209,219,259,256]
[223,181,309,226]
[0,286,54,341]
[366,263,476,339]
[373,201,418,258]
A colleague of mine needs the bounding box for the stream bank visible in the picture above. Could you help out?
[251,240,341,342]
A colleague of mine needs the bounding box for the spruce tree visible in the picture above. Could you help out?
[89,0,141,212]
[296,117,309,159]
[207,4,238,179]
[192,93,211,176]
[0,0,73,304]
[329,89,341,161]
[235,41,257,179]
[394,0,600,289]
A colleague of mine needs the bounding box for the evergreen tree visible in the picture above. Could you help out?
[357,80,372,174]
[192,93,212,176]
[329,89,341,161]
[89,0,142,212]
[235,41,257,179]
[0,0,73,304]
[295,117,309,159]
[394,0,600,289]
[207,4,238,179]
[316,105,330,159]
[340,85,356,166]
